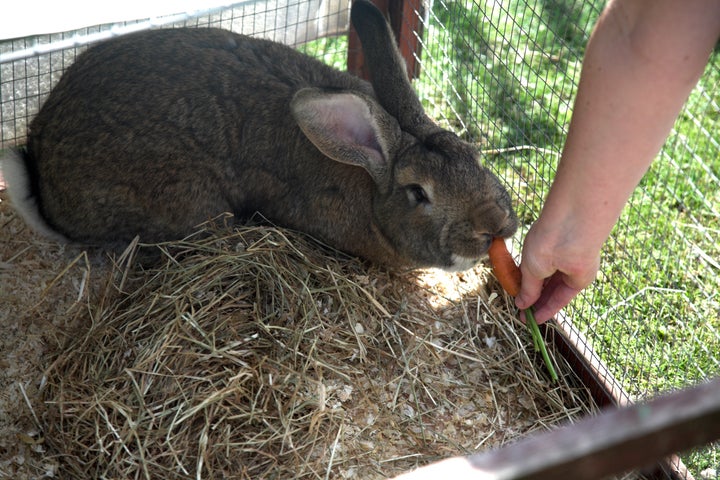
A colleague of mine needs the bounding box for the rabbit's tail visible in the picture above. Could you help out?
[2,148,68,242]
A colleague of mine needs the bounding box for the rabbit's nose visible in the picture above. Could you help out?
[471,204,518,239]
[497,207,518,237]
[501,210,518,237]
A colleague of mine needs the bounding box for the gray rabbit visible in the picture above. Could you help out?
[3,0,517,271]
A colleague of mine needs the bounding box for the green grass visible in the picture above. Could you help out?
[296,36,349,70]
[420,0,720,393]
[297,0,720,474]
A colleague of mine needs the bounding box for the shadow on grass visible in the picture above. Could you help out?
[427,0,595,150]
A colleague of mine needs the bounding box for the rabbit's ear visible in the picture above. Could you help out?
[291,88,395,185]
[350,0,440,140]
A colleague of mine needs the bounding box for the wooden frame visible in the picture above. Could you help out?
[347,0,424,80]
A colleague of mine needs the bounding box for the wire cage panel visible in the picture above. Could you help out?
[0,0,351,150]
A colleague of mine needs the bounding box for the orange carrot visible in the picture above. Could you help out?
[488,237,559,382]
[488,237,522,297]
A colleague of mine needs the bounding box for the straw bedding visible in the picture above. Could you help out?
[1,187,599,479]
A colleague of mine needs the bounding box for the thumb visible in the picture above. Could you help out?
[515,260,545,310]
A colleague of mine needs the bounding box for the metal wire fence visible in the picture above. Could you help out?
[420,0,720,388]
[413,0,719,476]
[0,0,349,149]
[1,0,718,477]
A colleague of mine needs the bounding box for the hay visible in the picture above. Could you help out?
[0,185,118,479]
[36,220,597,479]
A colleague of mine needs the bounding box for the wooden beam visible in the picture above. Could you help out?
[347,0,424,81]
[390,376,720,480]
[547,315,695,480]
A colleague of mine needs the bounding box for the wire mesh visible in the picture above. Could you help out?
[0,0,718,478]
[0,0,349,149]
[413,0,719,477]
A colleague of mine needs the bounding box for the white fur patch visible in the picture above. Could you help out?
[448,254,479,272]
[2,150,68,242]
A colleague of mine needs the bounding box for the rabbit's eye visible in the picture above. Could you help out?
[406,184,430,205]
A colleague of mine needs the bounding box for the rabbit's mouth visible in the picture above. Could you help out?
[442,234,488,272]
[447,254,482,272]
[441,221,494,271]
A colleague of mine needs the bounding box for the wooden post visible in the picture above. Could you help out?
[347,0,424,81]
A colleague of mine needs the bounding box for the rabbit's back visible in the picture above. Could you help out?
[32,28,365,158]
[24,28,368,244]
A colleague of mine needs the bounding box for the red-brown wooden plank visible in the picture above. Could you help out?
[347,0,424,81]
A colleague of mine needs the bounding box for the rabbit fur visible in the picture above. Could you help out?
[3,0,517,271]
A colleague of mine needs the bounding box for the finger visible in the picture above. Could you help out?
[515,281,542,310]
[516,260,549,310]
[531,275,583,324]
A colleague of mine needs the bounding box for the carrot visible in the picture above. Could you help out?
[488,237,522,297]
[488,237,558,382]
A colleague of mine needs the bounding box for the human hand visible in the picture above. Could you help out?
[515,221,600,324]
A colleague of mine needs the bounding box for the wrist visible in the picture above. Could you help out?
[535,184,616,258]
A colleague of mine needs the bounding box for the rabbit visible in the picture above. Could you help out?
[2,0,517,271]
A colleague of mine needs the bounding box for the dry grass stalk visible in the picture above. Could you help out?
[40,222,598,479]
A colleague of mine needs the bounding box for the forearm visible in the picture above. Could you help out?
[516,0,720,319]
[537,0,720,258]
